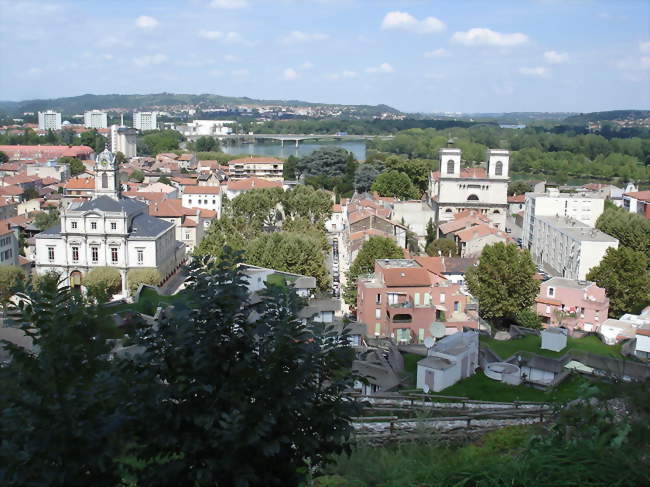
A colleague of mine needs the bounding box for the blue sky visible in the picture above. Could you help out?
[1,0,649,112]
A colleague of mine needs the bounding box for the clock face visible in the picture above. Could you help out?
[101,160,109,168]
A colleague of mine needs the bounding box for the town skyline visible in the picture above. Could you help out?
[1,0,649,112]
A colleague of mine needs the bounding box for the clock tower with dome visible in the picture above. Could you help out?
[94,147,121,199]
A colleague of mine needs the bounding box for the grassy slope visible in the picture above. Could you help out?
[480,334,623,360]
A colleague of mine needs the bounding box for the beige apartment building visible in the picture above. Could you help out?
[227,157,284,181]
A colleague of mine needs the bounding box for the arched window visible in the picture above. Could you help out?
[101,172,108,189]
[445,208,453,213]
[447,160,455,174]
[495,161,503,176]
[467,194,479,201]
[493,210,500,214]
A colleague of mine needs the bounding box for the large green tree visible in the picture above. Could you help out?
[192,136,220,152]
[79,129,106,153]
[370,170,420,200]
[230,187,284,231]
[33,210,60,231]
[0,279,131,486]
[282,185,332,225]
[0,265,25,309]
[354,164,380,192]
[138,129,183,156]
[297,147,352,178]
[508,181,533,196]
[193,217,248,259]
[596,206,650,259]
[465,242,539,326]
[343,236,404,307]
[58,156,85,176]
[127,251,358,486]
[425,238,458,257]
[587,247,650,317]
[0,151,8,163]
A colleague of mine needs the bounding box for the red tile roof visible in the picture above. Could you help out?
[431,167,488,180]
[226,177,282,191]
[0,145,93,160]
[382,267,432,287]
[455,223,501,242]
[508,194,526,204]
[637,328,650,337]
[332,204,342,213]
[536,296,563,306]
[181,218,198,228]
[183,185,220,195]
[624,190,650,202]
[414,256,445,276]
[64,177,95,190]
[122,191,167,203]
[0,185,24,196]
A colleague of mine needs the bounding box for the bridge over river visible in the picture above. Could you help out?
[188,133,394,147]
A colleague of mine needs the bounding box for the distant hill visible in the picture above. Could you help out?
[465,112,576,122]
[0,93,401,118]
[563,110,650,124]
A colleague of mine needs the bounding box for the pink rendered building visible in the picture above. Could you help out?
[356,259,471,343]
[535,277,609,334]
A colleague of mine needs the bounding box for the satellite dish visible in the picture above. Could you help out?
[424,337,435,348]
[430,322,446,339]
[423,384,430,393]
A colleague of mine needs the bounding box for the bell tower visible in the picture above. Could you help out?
[439,140,461,178]
[94,148,121,200]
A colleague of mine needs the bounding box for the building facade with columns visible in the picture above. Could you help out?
[34,149,184,295]
[429,147,509,230]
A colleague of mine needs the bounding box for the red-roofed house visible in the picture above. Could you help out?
[325,203,344,232]
[181,185,222,217]
[453,223,510,257]
[0,145,94,161]
[356,259,471,342]
[429,146,509,231]
[227,156,283,181]
[623,190,650,219]
[148,198,216,251]
[64,177,95,200]
[225,177,283,199]
[508,194,526,213]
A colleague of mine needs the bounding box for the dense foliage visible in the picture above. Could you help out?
[586,246,650,317]
[0,252,359,486]
[33,210,60,231]
[425,238,458,257]
[83,266,122,300]
[343,237,404,307]
[0,265,24,308]
[137,129,184,156]
[57,156,86,176]
[465,243,539,326]
[370,170,419,200]
[127,268,162,294]
[596,206,650,259]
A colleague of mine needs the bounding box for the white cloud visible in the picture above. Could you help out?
[223,32,252,46]
[282,68,299,80]
[424,48,450,58]
[280,30,329,45]
[210,0,248,8]
[365,62,394,74]
[135,15,159,29]
[231,68,249,77]
[640,41,650,54]
[133,53,167,67]
[519,66,549,77]
[301,61,314,70]
[327,70,358,80]
[198,29,222,40]
[381,11,446,34]
[451,28,528,47]
[544,50,569,64]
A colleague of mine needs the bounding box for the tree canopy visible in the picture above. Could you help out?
[465,242,539,326]
[343,236,404,307]
[425,238,458,257]
[137,129,184,156]
[282,185,332,225]
[297,147,353,178]
[58,156,85,176]
[354,163,380,192]
[596,206,650,260]
[586,246,650,317]
[33,210,60,231]
[371,170,420,200]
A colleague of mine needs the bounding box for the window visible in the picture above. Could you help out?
[495,161,503,176]
[137,248,144,265]
[447,160,455,174]
[71,246,79,262]
[414,293,420,306]
[71,221,77,229]
[91,246,98,263]
[185,233,191,240]
[111,222,117,230]
[454,301,460,312]
[375,293,381,304]
[91,221,97,230]
[188,199,192,205]
[102,172,108,189]
[545,305,551,314]
[440,292,446,303]
[467,194,479,201]
[375,308,381,319]
[374,323,381,336]
[387,293,399,305]
[111,247,118,264]
[548,287,555,297]
[48,247,55,261]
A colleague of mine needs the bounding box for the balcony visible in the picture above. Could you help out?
[391,313,412,324]
[389,301,413,309]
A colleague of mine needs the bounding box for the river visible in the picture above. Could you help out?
[220,140,367,160]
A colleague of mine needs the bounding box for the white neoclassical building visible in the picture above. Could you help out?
[35,149,185,295]
[429,145,509,230]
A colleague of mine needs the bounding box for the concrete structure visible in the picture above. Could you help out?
[181,186,222,217]
[133,112,157,131]
[634,327,650,360]
[224,177,282,200]
[622,190,650,219]
[507,194,525,214]
[414,256,475,287]
[429,146,509,230]
[110,125,137,158]
[528,215,618,280]
[522,188,605,249]
[536,277,609,333]
[34,149,184,295]
[0,197,18,220]
[227,157,284,181]
[356,259,471,342]
[38,110,62,130]
[484,362,521,385]
[84,110,108,129]
[179,120,235,136]
[416,331,479,392]
[453,223,510,257]
[391,200,437,248]
[541,327,568,352]
[25,160,71,181]
[325,204,345,233]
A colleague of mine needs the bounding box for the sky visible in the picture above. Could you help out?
[1,0,649,113]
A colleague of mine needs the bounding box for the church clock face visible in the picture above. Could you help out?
[101,159,110,168]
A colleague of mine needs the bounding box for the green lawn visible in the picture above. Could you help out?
[105,288,188,316]
[480,334,623,360]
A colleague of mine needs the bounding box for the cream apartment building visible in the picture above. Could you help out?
[228,157,284,181]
